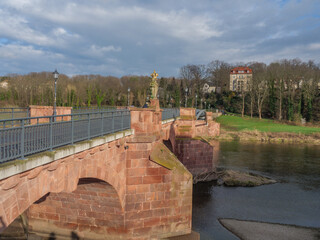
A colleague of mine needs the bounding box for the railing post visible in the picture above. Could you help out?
[11,108,14,127]
[50,116,53,151]
[100,112,103,135]
[28,108,30,125]
[121,110,123,130]
[71,114,74,145]
[0,128,1,160]
[21,119,25,159]
[88,113,91,139]
[112,112,114,133]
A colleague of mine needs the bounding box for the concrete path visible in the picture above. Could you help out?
[219,219,320,240]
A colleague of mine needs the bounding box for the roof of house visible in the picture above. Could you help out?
[230,67,252,74]
[204,82,215,87]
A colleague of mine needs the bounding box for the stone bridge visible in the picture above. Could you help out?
[0,101,219,239]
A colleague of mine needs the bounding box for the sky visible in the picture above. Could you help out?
[0,0,319,77]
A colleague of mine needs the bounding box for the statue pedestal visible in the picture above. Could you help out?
[149,99,160,111]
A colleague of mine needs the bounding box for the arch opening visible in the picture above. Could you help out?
[1,178,125,240]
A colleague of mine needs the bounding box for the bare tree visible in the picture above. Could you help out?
[250,62,268,119]
[207,60,231,91]
[180,64,207,106]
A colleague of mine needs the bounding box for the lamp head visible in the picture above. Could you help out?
[53,69,59,80]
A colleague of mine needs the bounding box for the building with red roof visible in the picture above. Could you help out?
[230,67,252,92]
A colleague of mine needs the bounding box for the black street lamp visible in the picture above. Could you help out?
[204,101,207,110]
[185,87,188,108]
[127,87,130,106]
[52,69,59,120]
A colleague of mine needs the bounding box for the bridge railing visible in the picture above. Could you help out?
[161,108,180,121]
[0,107,30,121]
[0,109,130,163]
[72,106,116,114]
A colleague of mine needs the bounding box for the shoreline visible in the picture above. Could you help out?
[219,218,320,240]
[216,129,320,145]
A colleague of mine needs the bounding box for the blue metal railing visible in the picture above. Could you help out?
[161,108,180,121]
[0,108,29,121]
[72,106,116,114]
[0,109,131,163]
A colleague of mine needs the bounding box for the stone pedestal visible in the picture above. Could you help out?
[176,108,196,138]
[149,99,160,111]
[130,100,162,137]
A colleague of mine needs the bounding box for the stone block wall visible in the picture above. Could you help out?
[175,108,196,138]
[125,140,192,240]
[130,108,162,136]
[29,105,72,124]
[174,139,215,175]
[27,179,125,239]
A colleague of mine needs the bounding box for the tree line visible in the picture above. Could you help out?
[178,59,320,123]
[0,58,319,122]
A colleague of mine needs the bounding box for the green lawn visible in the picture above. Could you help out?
[216,115,320,134]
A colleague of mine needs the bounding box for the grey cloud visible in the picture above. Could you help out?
[0,0,319,77]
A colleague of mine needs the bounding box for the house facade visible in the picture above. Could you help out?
[202,82,216,94]
[229,67,252,92]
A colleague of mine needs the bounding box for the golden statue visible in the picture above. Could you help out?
[150,70,159,99]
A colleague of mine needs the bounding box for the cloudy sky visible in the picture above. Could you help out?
[0,0,319,77]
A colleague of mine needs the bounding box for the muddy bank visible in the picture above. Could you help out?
[193,169,276,186]
[217,130,320,145]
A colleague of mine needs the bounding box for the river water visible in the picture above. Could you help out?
[192,141,320,240]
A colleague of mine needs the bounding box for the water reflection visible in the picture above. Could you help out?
[218,141,320,189]
[192,141,320,240]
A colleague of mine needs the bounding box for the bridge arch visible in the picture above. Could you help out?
[26,177,125,239]
[0,141,126,233]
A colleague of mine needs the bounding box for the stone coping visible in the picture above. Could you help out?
[0,129,134,181]
[129,107,163,112]
[161,117,180,124]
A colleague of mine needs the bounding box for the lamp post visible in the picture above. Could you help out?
[127,87,130,106]
[204,101,207,110]
[195,94,198,108]
[52,69,59,120]
[185,87,188,108]
[201,99,203,109]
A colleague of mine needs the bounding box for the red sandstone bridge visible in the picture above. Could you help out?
[0,100,219,240]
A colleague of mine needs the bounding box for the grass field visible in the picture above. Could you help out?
[216,115,320,134]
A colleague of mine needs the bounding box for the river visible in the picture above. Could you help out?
[192,141,320,240]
